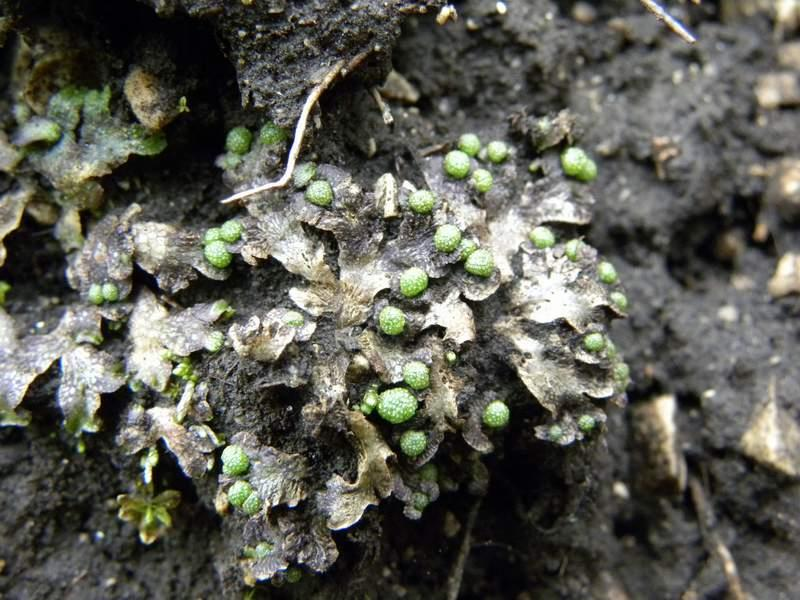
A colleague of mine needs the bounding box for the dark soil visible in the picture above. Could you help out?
[2,0,800,599]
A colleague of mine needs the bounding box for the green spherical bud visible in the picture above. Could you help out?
[283,310,304,327]
[411,492,430,512]
[445,351,458,365]
[378,306,406,336]
[221,444,250,476]
[458,133,481,157]
[464,248,494,277]
[408,189,437,214]
[242,492,263,516]
[293,162,317,188]
[403,361,430,391]
[305,180,333,207]
[377,387,418,424]
[564,239,582,261]
[219,220,243,243]
[597,261,618,284]
[560,147,598,182]
[363,386,379,410]
[259,121,287,145]
[204,240,233,269]
[578,414,597,433]
[0,281,10,306]
[583,332,606,353]
[254,542,273,559]
[205,330,225,353]
[434,224,462,253]
[87,283,104,305]
[399,267,429,298]
[399,430,427,458]
[418,462,438,482]
[227,480,253,508]
[101,282,119,302]
[204,227,223,244]
[529,226,555,249]
[219,154,242,170]
[225,126,253,155]
[486,140,509,164]
[609,291,628,312]
[471,168,493,193]
[359,402,374,415]
[285,568,302,584]
[605,340,618,360]
[548,424,564,442]
[458,239,478,261]
[444,150,471,179]
[613,362,630,385]
[482,400,510,429]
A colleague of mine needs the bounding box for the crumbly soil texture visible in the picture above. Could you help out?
[1,0,800,599]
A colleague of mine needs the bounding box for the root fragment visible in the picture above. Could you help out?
[221,50,371,205]
[639,0,698,43]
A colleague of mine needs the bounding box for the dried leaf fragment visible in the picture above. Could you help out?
[318,411,394,530]
[0,184,34,267]
[67,204,140,302]
[226,431,309,509]
[229,308,315,362]
[132,222,228,293]
[127,290,230,391]
[59,344,125,436]
[495,319,614,413]
[239,201,335,284]
[422,289,476,346]
[118,405,219,478]
[244,511,339,581]
[768,253,800,298]
[740,385,800,478]
[0,305,117,431]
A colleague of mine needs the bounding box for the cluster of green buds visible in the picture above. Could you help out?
[172,357,199,383]
[432,222,494,278]
[203,219,243,269]
[560,147,598,182]
[220,121,288,169]
[222,445,263,516]
[87,281,120,305]
[283,161,334,208]
[443,133,510,193]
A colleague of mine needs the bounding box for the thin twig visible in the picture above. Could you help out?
[370,86,394,126]
[684,476,747,600]
[639,0,697,44]
[446,498,482,600]
[221,50,371,205]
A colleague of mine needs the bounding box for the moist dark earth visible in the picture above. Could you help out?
[2,0,800,598]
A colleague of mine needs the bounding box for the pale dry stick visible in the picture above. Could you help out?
[370,86,394,126]
[683,475,747,600]
[221,50,371,205]
[639,0,698,44]
[446,498,482,600]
